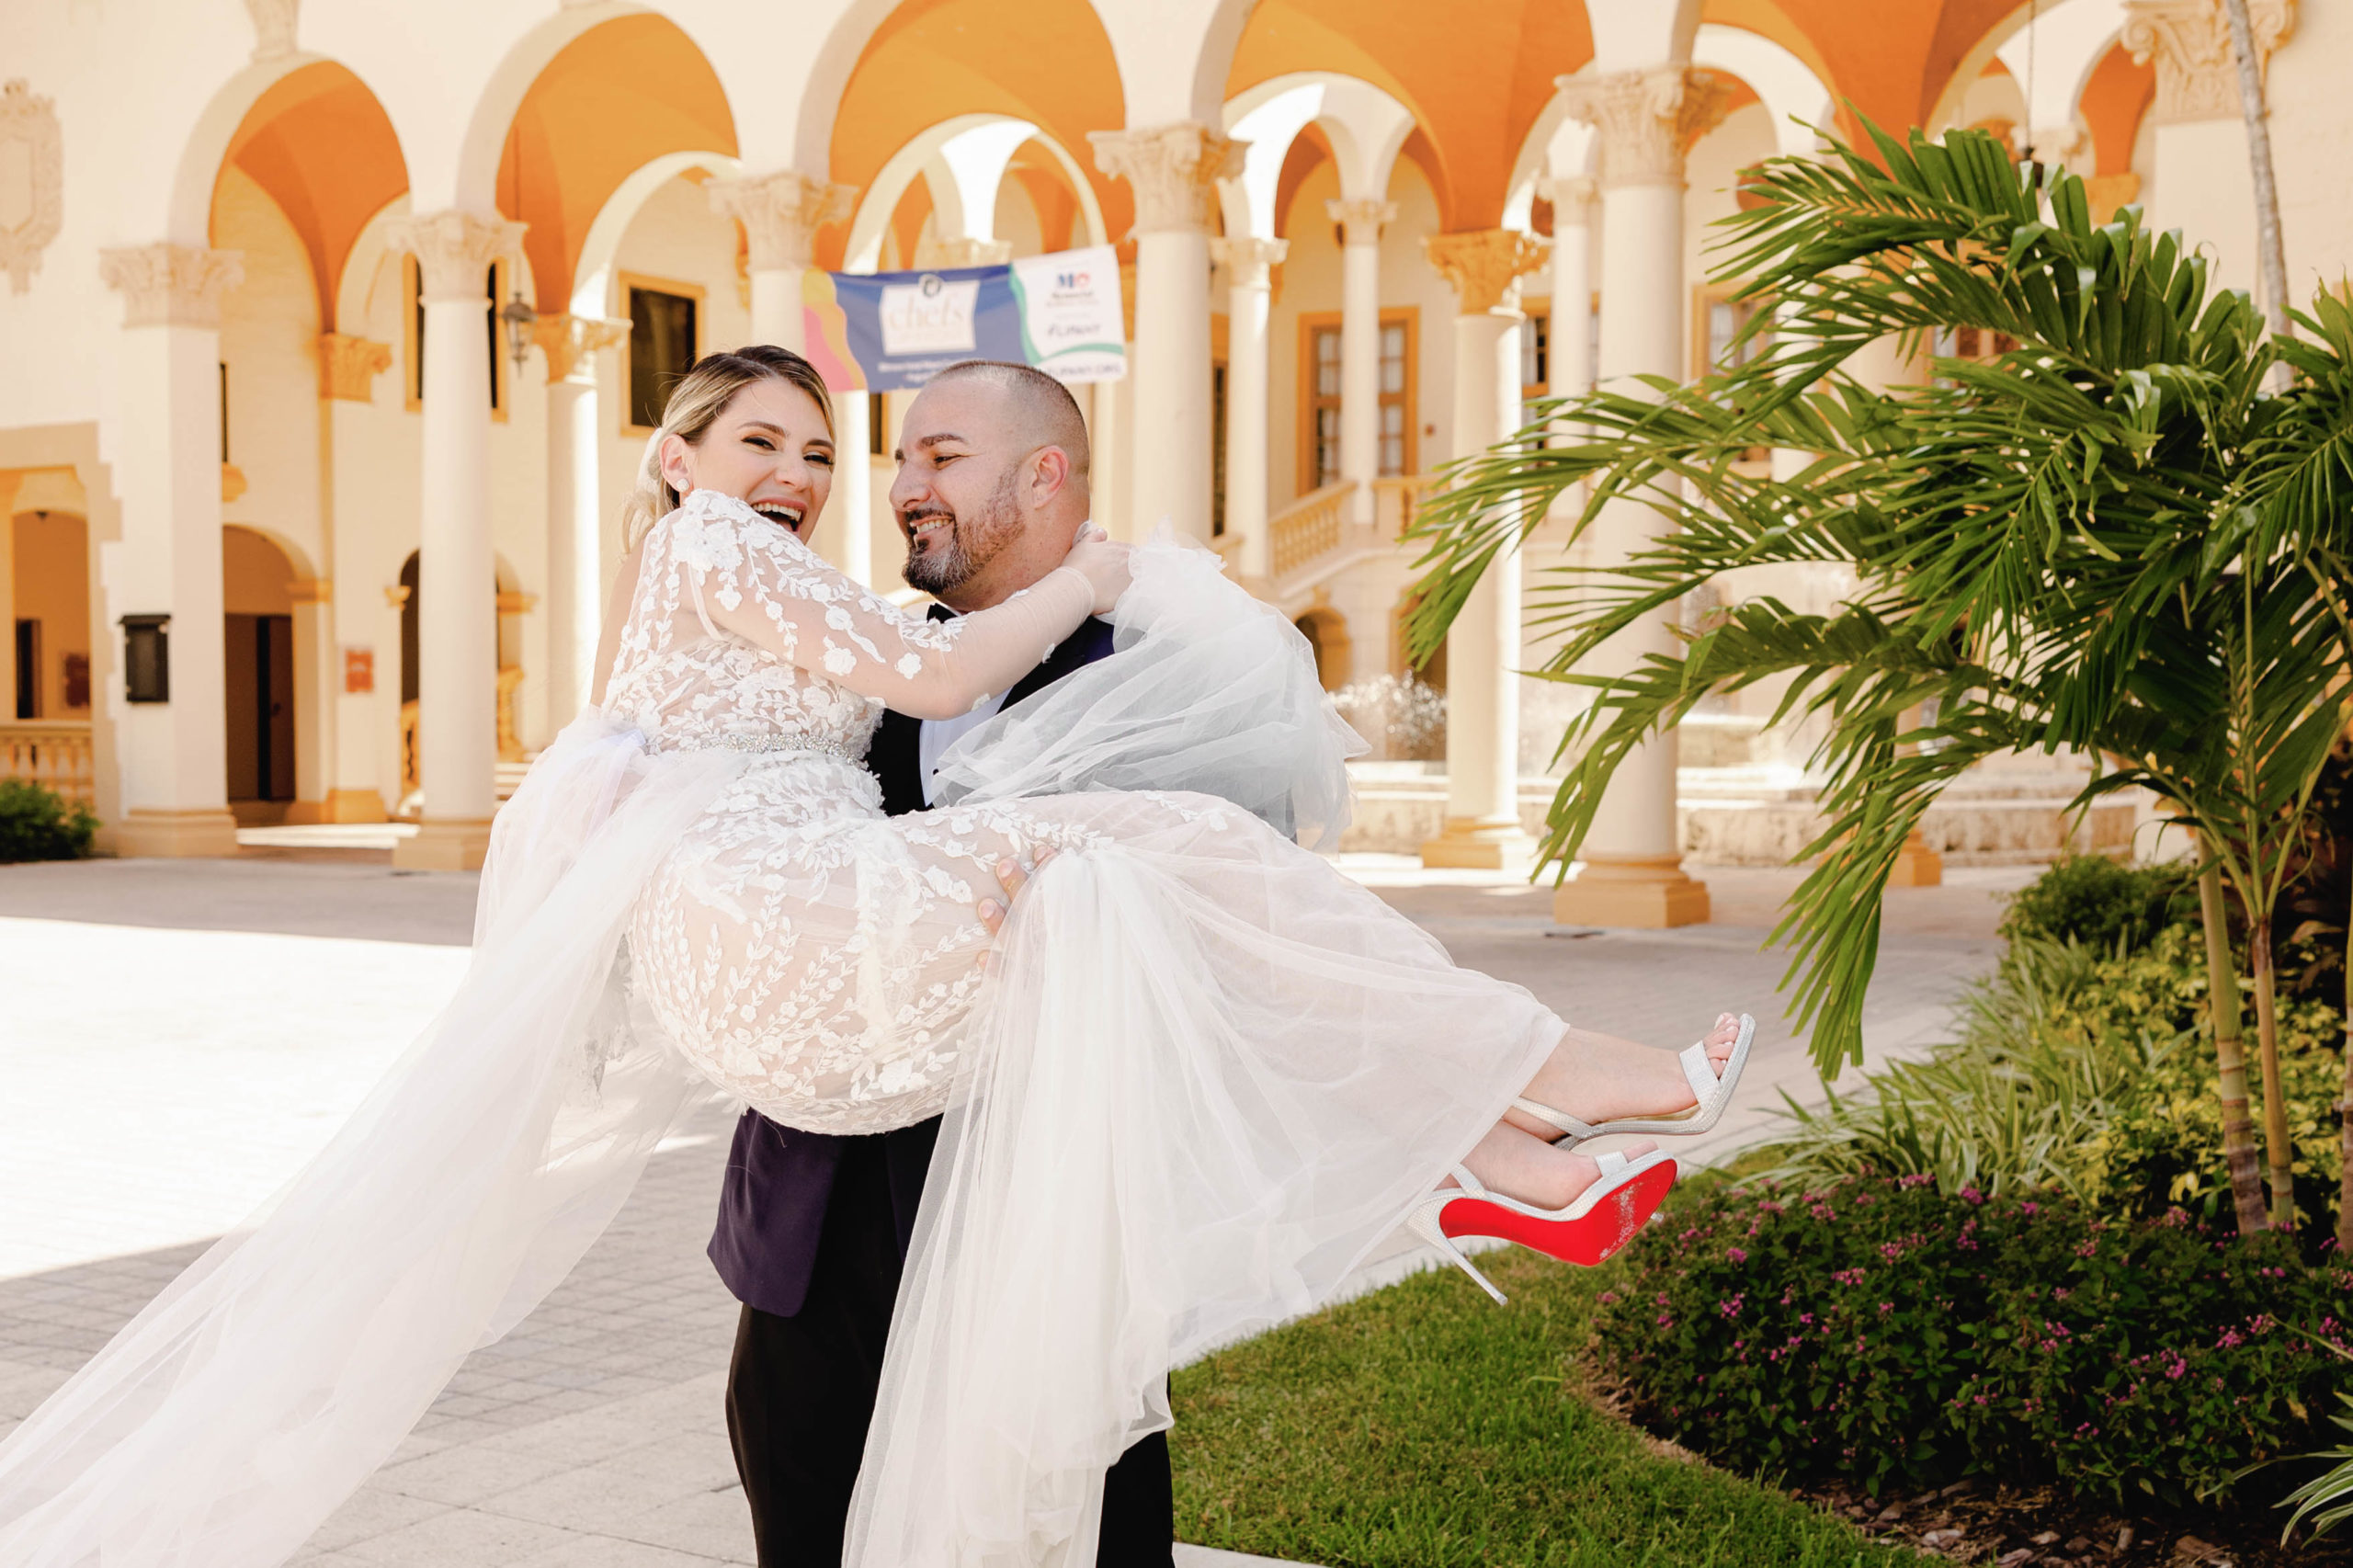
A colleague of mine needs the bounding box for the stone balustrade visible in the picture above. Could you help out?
[0,720,94,805]
[1268,481,1353,577]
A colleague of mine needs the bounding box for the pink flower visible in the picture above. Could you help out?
[1727,1246,1749,1264]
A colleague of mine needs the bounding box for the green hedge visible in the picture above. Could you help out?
[0,778,96,863]
[1593,1174,2347,1506]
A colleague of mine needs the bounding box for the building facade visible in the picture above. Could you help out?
[0,0,2321,916]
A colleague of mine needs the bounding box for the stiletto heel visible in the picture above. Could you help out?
[1403,1148,1679,1304]
[1513,1013,1756,1149]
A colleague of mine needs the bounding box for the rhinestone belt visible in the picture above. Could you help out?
[670,731,864,764]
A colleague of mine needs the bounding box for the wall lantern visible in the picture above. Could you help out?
[120,613,170,703]
[497,281,539,374]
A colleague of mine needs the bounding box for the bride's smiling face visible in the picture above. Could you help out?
[658,379,835,540]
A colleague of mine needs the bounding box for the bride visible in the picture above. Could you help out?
[0,347,1753,1568]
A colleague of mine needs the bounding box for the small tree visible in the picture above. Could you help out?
[1407,121,2353,1233]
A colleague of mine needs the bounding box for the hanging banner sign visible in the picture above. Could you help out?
[801,244,1125,392]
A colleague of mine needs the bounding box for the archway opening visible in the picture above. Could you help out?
[222,526,299,820]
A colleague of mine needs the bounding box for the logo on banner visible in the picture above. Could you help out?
[878,274,980,356]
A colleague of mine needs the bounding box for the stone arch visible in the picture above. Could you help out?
[1222,74,1421,239]
[826,0,1132,248]
[842,118,1108,273]
[570,149,743,319]
[1223,0,1598,230]
[210,62,410,331]
[1292,600,1352,690]
[1925,0,2088,138]
[460,13,740,314]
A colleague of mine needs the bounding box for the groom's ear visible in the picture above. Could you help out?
[1025,444,1073,508]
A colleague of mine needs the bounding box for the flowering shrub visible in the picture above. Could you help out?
[1590,1173,2347,1505]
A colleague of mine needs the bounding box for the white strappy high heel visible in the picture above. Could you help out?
[1510,1013,1756,1151]
[1400,1147,1678,1305]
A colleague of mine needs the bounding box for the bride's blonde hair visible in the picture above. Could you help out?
[620,347,835,552]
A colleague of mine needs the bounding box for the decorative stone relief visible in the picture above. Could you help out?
[2122,0,2294,125]
[1556,67,1735,189]
[1090,122,1247,235]
[98,243,245,328]
[1324,198,1397,247]
[1424,229,1550,315]
[383,210,526,301]
[316,333,392,401]
[1211,235,1287,290]
[0,81,63,294]
[708,172,857,271]
[242,0,297,61]
[531,313,626,384]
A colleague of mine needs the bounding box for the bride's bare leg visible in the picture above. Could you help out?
[1451,1124,1663,1209]
[1500,1014,1743,1142]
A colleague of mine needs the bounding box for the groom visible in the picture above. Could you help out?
[710,359,1176,1565]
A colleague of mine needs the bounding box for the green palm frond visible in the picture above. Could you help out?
[1403,114,2353,1074]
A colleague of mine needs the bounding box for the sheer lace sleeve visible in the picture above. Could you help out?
[664,490,1095,721]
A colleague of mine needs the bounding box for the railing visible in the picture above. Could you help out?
[1372,473,1431,541]
[400,667,530,812]
[1268,481,1355,577]
[0,720,95,805]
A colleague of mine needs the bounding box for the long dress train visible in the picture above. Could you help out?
[0,491,1564,1568]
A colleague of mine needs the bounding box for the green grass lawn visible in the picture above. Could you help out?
[1169,1243,1922,1568]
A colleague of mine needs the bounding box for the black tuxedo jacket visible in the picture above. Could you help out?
[709,608,1121,1316]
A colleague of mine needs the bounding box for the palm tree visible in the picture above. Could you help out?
[1405,121,2353,1233]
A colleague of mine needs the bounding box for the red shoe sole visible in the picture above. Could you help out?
[1438,1160,1677,1267]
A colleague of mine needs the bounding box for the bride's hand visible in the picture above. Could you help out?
[1063,526,1131,615]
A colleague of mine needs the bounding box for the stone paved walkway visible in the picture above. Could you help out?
[0,851,2026,1562]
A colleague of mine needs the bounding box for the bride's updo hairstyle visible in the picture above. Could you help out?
[620,346,835,552]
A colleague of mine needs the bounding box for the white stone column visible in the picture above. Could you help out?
[829,390,874,586]
[1326,199,1395,528]
[1419,229,1550,870]
[533,314,625,728]
[709,172,857,351]
[1540,177,1597,404]
[1550,65,1732,927]
[2123,0,2295,301]
[313,333,393,823]
[1211,235,1284,580]
[1092,123,1245,546]
[384,210,523,870]
[97,242,244,857]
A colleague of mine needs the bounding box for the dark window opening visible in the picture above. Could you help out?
[629,285,699,431]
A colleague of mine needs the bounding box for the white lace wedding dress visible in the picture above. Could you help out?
[0,491,1566,1568]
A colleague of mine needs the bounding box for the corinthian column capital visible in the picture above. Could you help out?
[1211,235,1288,288]
[2123,0,2294,125]
[531,313,626,385]
[1090,122,1246,235]
[1423,229,1549,315]
[384,210,526,301]
[99,243,244,328]
[317,333,392,400]
[1557,66,1734,190]
[709,171,858,271]
[1538,175,1600,217]
[1325,198,1398,247]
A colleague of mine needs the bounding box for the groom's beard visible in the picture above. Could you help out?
[900,466,1022,597]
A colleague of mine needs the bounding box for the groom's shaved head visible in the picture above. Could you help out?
[930,359,1091,483]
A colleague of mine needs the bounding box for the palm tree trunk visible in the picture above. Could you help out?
[2221,0,2292,381]
[2199,846,2269,1234]
[2249,916,2295,1227]
[2337,900,2353,1250]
